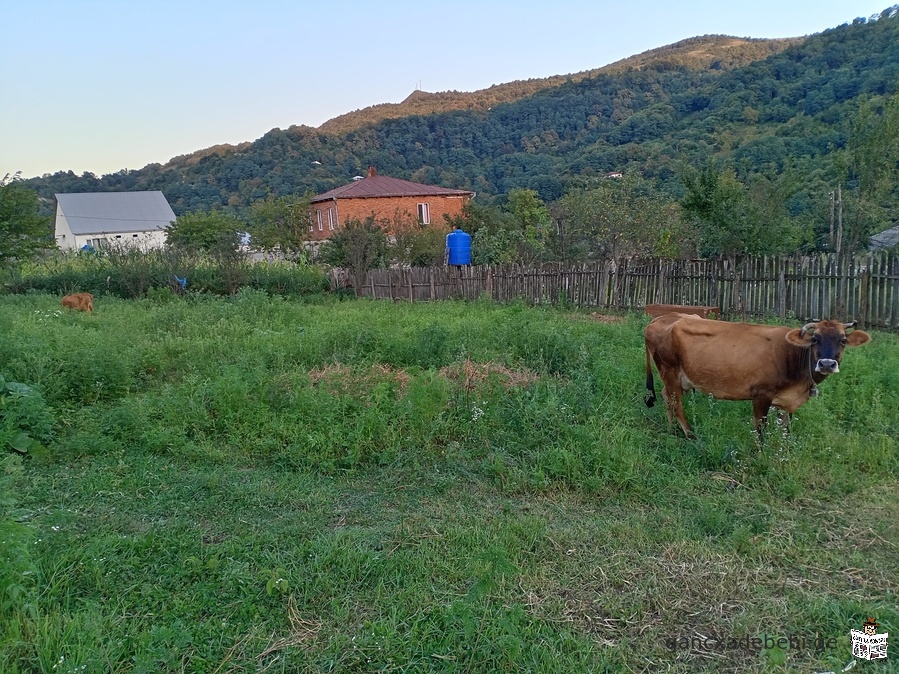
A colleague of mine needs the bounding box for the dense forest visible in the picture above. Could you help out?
[23,9,899,256]
[316,35,800,134]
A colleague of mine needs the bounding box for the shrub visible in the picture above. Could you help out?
[6,249,329,299]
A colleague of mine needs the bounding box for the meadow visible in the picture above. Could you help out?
[0,291,896,673]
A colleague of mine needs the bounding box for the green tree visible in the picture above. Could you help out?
[680,162,799,258]
[833,91,899,252]
[502,189,552,264]
[447,200,544,265]
[247,193,312,255]
[391,215,447,267]
[165,210,244,253]
[444,202,506,237]
[0,174,54,266]
[558,175,689,261]
[318,216,388,296]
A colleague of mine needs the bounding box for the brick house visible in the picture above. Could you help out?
[308,167,474,240]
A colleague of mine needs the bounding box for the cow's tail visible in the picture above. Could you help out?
[644,342,656,407]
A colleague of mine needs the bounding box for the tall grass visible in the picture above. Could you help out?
[0,293,896,672]
[2,248,329,299]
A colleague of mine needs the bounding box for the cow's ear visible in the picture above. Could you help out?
[846,330,871,347]
[785,329,812,347]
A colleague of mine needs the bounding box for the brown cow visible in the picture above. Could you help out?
[644,314,870,438]
[61,292,93,312]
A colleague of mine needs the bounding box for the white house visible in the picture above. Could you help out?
[54,191,176,251]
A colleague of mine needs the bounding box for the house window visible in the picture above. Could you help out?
[317,210,323,231]
[418,203,430,225]
[327,208,335,230]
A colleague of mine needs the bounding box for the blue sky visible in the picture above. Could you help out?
[0,0,888,179]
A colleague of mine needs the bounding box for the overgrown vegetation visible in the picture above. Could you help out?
[0,294,895,672]
[2,248,329,299]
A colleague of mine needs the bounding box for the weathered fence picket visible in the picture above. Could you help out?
[356,252,899,329]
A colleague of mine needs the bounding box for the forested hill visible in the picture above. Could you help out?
[26,10,899,218]
[317,36,800,135]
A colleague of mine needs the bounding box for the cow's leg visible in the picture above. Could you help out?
[660,385,674,424]
[775,410,791,434]
[644,345,657,408]
[661,373,693,439]
[671,389,694,439]
[752,397,773,441]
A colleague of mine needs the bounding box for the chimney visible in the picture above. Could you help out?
[368,166,377,177]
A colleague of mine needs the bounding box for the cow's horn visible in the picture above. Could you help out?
[800,322,818,337]
[843,321,858,329]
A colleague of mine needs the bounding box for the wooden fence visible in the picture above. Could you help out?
[356,252,899,329]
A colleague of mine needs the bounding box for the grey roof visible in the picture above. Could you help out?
[55,191,176,235]
[870,224,899,250]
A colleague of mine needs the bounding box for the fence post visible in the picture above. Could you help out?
[859,265,870,328]
[777,268,787,319]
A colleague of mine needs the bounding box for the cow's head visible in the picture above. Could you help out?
[785,320,870,374]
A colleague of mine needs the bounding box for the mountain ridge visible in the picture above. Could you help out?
[317,35,802,136]
[168,34,802,166]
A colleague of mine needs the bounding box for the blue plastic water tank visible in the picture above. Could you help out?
[446,229,472,265]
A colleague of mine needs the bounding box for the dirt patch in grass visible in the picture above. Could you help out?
[308,360,541,399]
[308,364,412,398]
[439,358,541,390]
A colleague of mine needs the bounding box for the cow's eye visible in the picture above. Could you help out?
[841,337,847,344]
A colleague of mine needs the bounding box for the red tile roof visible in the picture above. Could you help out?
[312,168,474,203]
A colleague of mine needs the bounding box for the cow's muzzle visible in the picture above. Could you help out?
[815,358,840,374]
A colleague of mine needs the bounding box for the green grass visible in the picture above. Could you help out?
[1,292,897,673]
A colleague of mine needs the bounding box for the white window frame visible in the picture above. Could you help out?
[327,207,335,230]
[317,209,323,231]
[418,202,430,225]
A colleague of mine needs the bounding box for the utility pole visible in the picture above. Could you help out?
[835,184,843,257]
[829,190,835,249]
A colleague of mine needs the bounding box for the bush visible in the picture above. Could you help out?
[5,249,329,300]
[0,375,53,455]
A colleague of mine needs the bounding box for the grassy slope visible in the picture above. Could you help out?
[0,293,896,673]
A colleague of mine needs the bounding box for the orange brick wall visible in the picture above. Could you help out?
[308,194,470,240]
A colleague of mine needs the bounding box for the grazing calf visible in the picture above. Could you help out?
[644,314,870,438]
[61,292,94,312]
